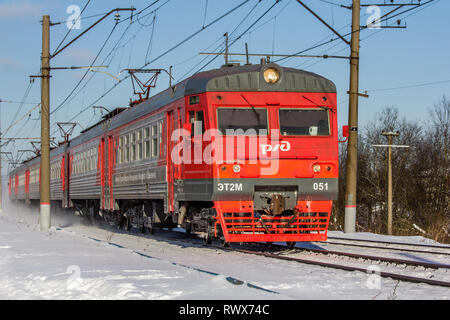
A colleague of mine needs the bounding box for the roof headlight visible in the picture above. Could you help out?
[263,67,280,84]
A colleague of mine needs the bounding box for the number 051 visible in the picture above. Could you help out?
[313,182,328,191]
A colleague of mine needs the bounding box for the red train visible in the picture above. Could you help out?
[9,62,338,246]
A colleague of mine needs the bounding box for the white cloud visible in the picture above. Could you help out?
[0,1,43,20]
[62,48,97,65]
[0,57,24,70]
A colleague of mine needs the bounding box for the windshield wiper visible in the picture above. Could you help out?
[240,94,261,124]
[302,95,335,113]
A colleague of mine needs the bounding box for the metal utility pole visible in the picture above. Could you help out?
[40,15,51,230]
[344,0,361,233]
[34,8,135,232]
[294,0,422,233]
[384,132,398,235]
[373,132,409,235]
[0,130,2,214]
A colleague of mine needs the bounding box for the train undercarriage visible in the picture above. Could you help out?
[14,192,331,248]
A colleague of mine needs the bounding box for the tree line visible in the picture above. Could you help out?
[331,96,449,243]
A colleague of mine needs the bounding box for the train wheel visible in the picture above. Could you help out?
[124,217,131,231]
[139,222,146,234]
[203,234,212,245]
[286,241,296,249]
[220,237,230,248]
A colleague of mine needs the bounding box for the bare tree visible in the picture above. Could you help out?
[331,98,449,243]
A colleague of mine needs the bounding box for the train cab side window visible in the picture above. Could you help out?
[189,95,200,105]
[189,111,205,137]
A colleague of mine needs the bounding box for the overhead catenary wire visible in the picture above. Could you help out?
[52,0,253,135]
[52,0,92,57]
[177,0,262,81]
[49,2,173,134]
[5,79,35,136]
[3,104,41,137]
[51,23,118,116]
[281,0,437,69]
[191,0,282,77]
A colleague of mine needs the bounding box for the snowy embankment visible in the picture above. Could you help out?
[0,204,449,300]
[0,212,280,300]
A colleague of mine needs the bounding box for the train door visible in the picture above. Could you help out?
[25,169,30,203]
[62,148,70,208]
[107,134,114,209]
[101,135,114,210]
[100,137,107,209]
[166,108,181,213]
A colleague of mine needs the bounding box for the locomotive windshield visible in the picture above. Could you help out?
[217,108,268,135]
[279,109,330,136]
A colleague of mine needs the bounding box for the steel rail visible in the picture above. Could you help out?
[55,217,450,288]
[225,246,450,288]
[266,244,450,270]
[324,237,450,256]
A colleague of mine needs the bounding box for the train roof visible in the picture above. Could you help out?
[185,62,336,95]
[9,63,336,175]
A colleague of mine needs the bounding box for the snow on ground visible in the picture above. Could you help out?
[0,203,449,300]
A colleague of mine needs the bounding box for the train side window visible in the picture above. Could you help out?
[144,127,150,159]
[83,151,87,173]
[124,135,129,162]
[137,129,143,161]
[87,150,90,171]
[130,133,136,162]
[159,121,163,155]
[151,124,158,158]
[90,149,94,171]
[119,136,124,164]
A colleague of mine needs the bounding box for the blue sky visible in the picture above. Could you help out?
[0,0,448,169]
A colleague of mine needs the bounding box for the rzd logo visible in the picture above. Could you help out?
[260,141,290,155]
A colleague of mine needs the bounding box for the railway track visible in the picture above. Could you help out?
[120,228,450,289]
[221,245,450,288]
[51,214,450,289]
[263,243,450,270]
[323,236,450,255]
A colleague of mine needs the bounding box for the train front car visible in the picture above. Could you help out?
[179,62,338,246]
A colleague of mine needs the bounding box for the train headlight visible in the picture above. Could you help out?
[313,164,321,173]
[263,67,280,84]
[233,164,241,173]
